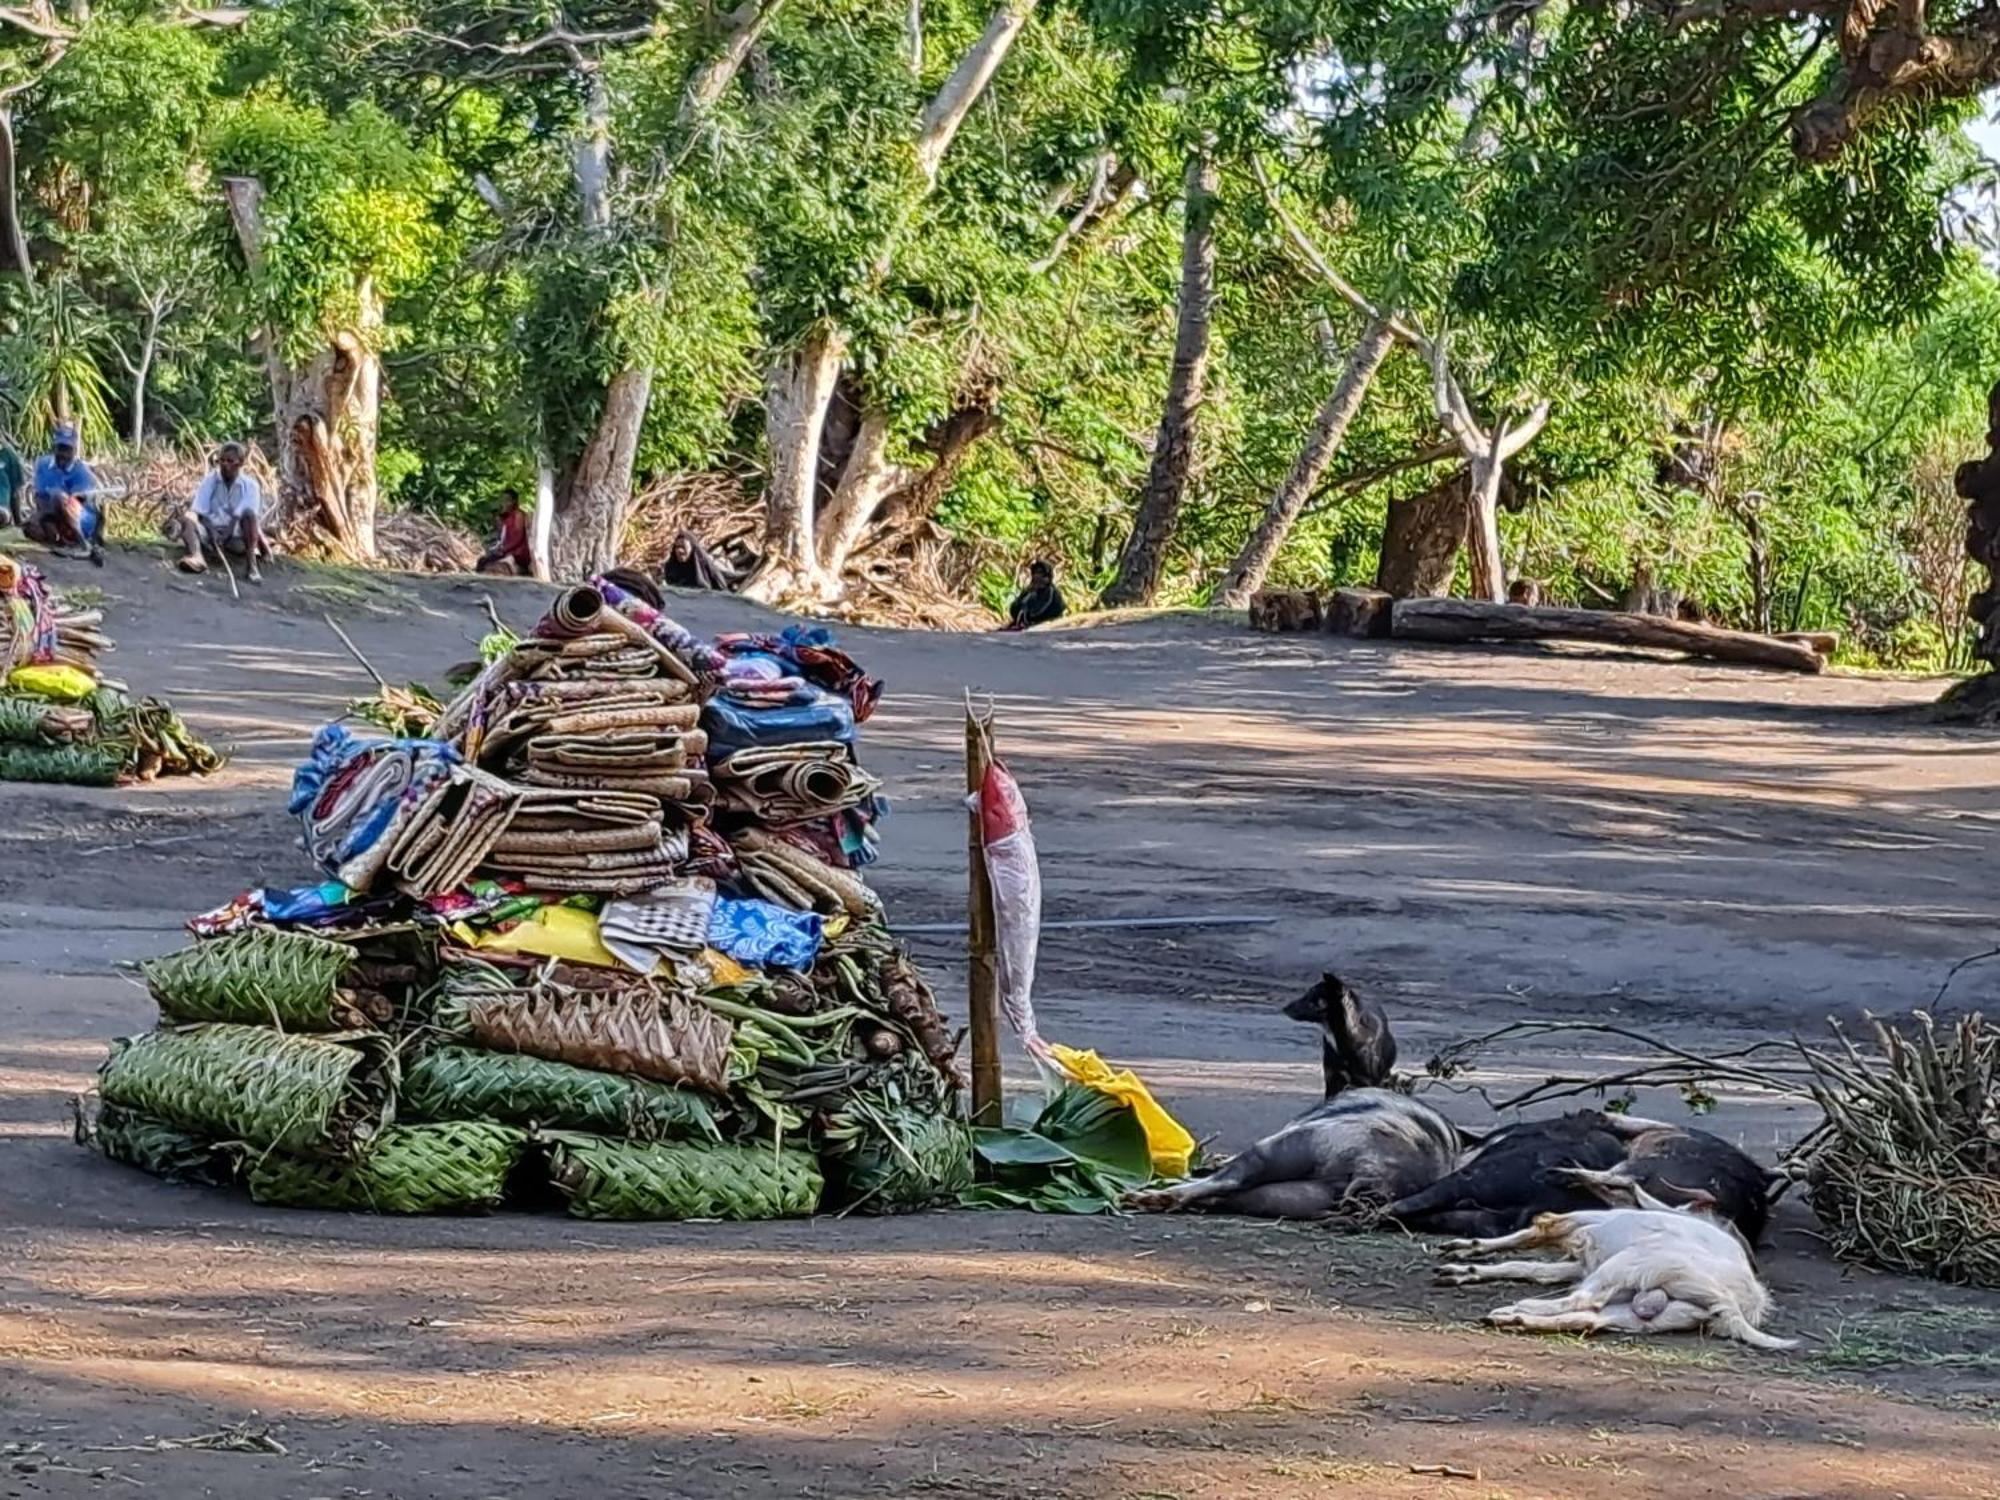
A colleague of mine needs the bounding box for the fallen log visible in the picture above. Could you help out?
[1776,630,1839,658]
[1389,598,1826,674]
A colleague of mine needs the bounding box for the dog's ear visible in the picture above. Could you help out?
[1333,982,1396,1085]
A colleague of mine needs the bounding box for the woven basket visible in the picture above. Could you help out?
[828,1108,974,1214]
[88,1102,236,1186]
[462,985,733,1094]
[97,1024,398,1158]
[246,1121,525,1213]
[141,928,370,1030]
[549,1135,822,1220]
[401,1046,722,1141]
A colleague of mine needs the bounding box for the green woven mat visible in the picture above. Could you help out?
[828,1107,974,1215]
[246,1122,526,1214]
[142,929,362,1029]
[98,1024,398,1158]
[0,740,122,785]
[402,1046,722,1142]
[90,1103,235,1187]
[549,1135,822,1221]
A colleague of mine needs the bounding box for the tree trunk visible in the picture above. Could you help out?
[746,328,847,600]
[127,302,160,447]
[1220,317,1393,608]
[1377,469,1470,598]
[1389,597,1826,673]
[1103,152,1218,608]
[551,366,652,579]
[225,174,380,557]
[0,108,30,283]
[814,408,913,580]
[532,451,556,581]
[1464,446,1506,604]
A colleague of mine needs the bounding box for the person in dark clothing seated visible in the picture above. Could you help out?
[661,530,734,591]
[1005,559,1066,631]
[476,489,533,574]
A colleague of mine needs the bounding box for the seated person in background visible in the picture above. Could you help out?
[1005,559,1066,631]
[476,488,533,575]
[178,441,268,583]
[661,529,733,591]
[22,425,103,565]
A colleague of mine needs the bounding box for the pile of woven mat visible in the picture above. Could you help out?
[0,551,222,785]
[77,582,973,1220]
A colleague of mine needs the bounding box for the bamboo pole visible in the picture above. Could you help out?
[966,697,1002,1125]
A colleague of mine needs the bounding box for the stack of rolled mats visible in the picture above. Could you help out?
[80,591,970,1220]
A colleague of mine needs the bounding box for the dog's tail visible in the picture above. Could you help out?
[1709,1303,1797,1351]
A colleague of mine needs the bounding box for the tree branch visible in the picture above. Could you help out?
[1251,156,1428,350]
[914,0,1038,184]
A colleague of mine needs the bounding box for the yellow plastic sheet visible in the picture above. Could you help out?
[8,663,96,701]
[457,904,622,969]
[1048,1043,1196,1179]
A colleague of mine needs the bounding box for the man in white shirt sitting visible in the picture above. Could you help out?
[177,441,268,584]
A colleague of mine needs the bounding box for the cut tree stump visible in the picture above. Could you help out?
[1248,589,1323,633]
[1325,587,1392,639]
[1775,630,1839,657]
[1389,598,1825,674]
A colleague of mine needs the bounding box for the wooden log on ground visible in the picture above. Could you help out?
[1248,589,1323,633]
[1324,586,1392,639]
[1389,598,1825,674]
[1775,630,1839,657]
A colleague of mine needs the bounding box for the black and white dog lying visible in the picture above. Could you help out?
[1129,974,1781,1241]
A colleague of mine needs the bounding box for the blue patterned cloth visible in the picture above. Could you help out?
[707,897,824,970]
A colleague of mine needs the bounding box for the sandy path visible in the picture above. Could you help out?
[2,551,1997,1498]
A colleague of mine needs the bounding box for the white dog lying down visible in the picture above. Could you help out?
[1435,1175,1794,1350]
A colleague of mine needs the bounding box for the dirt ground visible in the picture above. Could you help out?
[4,545,2000,1500]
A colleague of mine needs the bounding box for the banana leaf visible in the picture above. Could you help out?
[247,1121,525,1213]
[97,1024,398,1158]
[964,1084,1152,1213]
[141,928,365,1030]
[549,1134,821,1221]
[401,1046,722,1142]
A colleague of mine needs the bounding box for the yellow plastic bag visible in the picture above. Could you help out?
[458,904,622,969]
[1048,1043,1196,1179]
[8,663,96,702]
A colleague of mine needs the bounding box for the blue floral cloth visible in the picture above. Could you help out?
[707,897,824,970]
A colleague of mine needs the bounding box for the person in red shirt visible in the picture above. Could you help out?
[476,489,534,575]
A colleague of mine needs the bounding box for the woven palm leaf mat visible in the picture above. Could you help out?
[79,1101,236,1186]
[449,982,733,1094]
[732,829,876,917]
[245,1121,526,1213]
[826,1107,974,1213]
[549,1135,822,1220]
[401,1046,723,1141]
[96,1024,398,1158]
[140,928,380,1030]
[713,743,881,824]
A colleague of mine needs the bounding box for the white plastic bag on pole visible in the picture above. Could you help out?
[976,758,1051,1063]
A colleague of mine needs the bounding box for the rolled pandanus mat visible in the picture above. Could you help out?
[97,1024,399,1158]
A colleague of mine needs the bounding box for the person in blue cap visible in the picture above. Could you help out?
[22,423,104,565]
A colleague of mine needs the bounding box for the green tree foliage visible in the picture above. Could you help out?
[0,0,1984,651]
